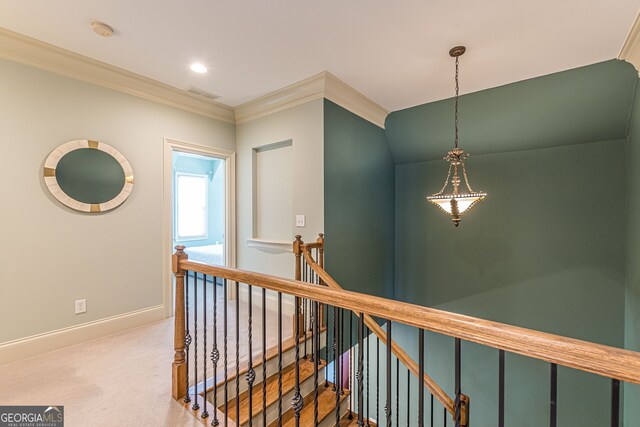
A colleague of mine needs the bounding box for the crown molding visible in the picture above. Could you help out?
[0,27,388,127]
[620,11,640,75]
[234,72,327,124]
[0,28,235,123]
[235,70,389,128]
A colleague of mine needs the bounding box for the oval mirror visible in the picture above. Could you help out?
[43,140,134,213]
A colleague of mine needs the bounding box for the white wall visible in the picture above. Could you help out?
[236,100,324,278]
[0,58,235,345]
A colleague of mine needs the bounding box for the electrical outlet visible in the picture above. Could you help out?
[296,214,306,227]
[75,299,87,314]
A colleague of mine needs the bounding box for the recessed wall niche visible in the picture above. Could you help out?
[250,140,293,246]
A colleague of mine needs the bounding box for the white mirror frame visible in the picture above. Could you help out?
[43,139,134,213]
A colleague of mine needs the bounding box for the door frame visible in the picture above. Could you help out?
[162,138,236,318]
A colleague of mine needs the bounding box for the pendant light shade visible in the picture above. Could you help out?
[426,46,486,227]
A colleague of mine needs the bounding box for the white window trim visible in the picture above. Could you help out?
[174,172,209,241]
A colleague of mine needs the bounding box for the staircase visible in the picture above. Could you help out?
[171,235,640,427]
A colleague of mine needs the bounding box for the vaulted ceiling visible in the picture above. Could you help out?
[0,1,638,111]
[385,60,638,163]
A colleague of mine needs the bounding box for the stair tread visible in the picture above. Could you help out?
[222,357,327,424]
[339,412,378,426]
[199,328,326,395]
[274,383,350,427]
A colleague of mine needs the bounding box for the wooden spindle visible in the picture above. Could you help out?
[172,245,188,400]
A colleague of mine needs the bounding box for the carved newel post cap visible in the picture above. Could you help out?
[294,235,302,241]
[175,245,186,253]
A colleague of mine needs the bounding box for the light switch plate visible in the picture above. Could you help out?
[296,214,306,227]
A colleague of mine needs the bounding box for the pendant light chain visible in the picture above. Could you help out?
[426,45,486,227]
[454,55,460,149]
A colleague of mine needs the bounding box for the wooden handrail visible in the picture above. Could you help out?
[178,259,640,386]
[301,247,455,414]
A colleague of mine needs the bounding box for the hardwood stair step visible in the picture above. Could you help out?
[271,383,350,427]
[196,328,326,398]
[222,357,327,425]
[339,411,377,426]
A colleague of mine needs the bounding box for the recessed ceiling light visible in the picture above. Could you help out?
[190,63,208,74]
[91,21,113,37]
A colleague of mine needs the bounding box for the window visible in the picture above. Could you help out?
[176,173,208,240]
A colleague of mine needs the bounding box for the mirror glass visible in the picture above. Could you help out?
[43,140,134,213]
[56,149,125,204]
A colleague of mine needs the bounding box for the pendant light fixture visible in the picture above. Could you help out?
[426,46,486,227]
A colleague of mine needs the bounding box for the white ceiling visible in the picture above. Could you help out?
[0,1,638,112]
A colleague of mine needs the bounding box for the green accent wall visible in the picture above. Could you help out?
[385,60,637,163]
[323,60,639,425]
[625,81,640,424]
[324,99,395,299]
[395,140,626,425]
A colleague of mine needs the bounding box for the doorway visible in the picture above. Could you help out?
[163,139,235,318]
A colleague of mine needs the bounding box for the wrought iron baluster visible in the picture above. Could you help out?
[262,287,267,427]
[396,358,399,427]
[314,301,320,426]
[184,272,192,404]
[246,285,255,425]
[211,277,219,427]
[278,292,283,425]
[192,273,200,411]
[455,338,461,427]
[431,395,434,427]
[386,321,392,427]
[335,308,341,426]
[201,274,209,418]
[223,279,228,427]
[310,295,315,363]
[376,334,380,425]
[366,325,370,425]
[292,292,303,426]
[340,307,344,396]
[419,329,424,427]
[235,282,240,424]
[499,349,505,427]
[303,298,308,359]
[348,311,353,419]
[550,363,557,427]
[357,313,364,427]
[407,368,410,427]
[611,379,620,427]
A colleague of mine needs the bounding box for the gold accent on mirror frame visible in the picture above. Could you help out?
[43,139,134,213]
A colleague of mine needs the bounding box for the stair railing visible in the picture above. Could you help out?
[293,234,459,420]
[172,244,640,427]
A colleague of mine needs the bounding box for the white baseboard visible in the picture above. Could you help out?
[0,304,165,365]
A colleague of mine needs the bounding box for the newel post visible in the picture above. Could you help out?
[293,235,305,338]
[172,245,188,400]
[293,235,303,281]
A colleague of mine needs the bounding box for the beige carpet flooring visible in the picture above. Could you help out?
[0,283,293,427]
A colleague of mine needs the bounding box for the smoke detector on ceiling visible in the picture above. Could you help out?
[91,21,114,37]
